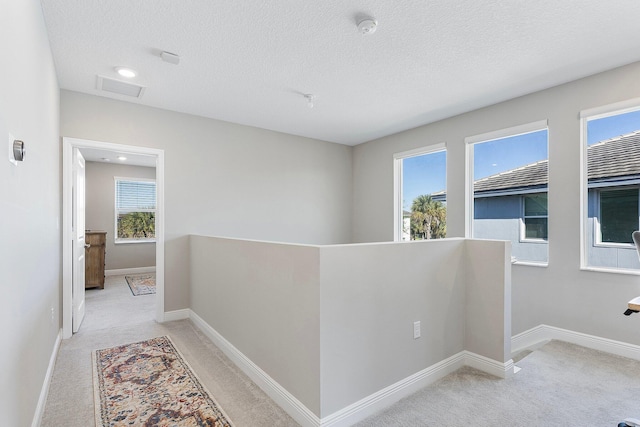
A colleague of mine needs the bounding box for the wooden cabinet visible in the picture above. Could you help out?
[85,231,106,289]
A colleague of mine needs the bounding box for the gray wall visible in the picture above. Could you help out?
[60,90,353,311]
[190,235,511,420]
[85,161,156,270]
[352,61,640,345]
[0,1,60,425]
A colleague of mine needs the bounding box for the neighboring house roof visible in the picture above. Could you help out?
[432,130,640,198]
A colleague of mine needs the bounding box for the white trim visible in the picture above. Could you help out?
[393,142,447,160]
[463,352,514,379]
[105,266,156,277]
[464,120,548,145]
[579,97,640,120]
[31,330,62,427]
[188,309,511,427]
[163,309,191,322]
[580,266,640,276]
[62,137,165,339]
[321,352,466,427]
[188,310,321,427]
[512,324,640,361]
[393,154,403,242]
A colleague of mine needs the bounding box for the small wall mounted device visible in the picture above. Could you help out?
[13,139,25,161]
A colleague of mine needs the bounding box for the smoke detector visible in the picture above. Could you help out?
[358,18,378,34]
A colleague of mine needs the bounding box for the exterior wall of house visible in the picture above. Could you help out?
[473,191,640,268]
[61,90,353,311]
[85,161,156,270]
[352,60,640,348]
[0,1,61,425]
[474,195,548,264]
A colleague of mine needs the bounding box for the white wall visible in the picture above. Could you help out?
[60,90,353,311]
[352,61,640,345]
[85,161,156,270]
[0,1,60,425]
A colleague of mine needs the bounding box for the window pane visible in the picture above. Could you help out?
[472,128,548,263]
[585,109,640,270]
[400,150,446,241]
[524,194,547,217]
[524,218,548,239]
[117,212,156,239]
[600,189,637,244]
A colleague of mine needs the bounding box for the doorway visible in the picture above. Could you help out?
[62,137,165,339]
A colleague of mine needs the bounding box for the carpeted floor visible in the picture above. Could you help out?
[356,340,640,426]
[42,275,640,426]
[41,275,297,427]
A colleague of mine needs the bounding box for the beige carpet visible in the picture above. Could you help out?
[356,340,640,426]
[41,275,297,427]
[42,275,640,426]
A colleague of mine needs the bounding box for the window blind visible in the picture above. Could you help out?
[116,180,156,211]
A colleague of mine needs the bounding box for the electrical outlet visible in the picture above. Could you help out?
[413,321,421,339]
[50,307,55,323]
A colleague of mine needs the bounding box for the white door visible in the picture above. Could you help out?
[72,148,86,333]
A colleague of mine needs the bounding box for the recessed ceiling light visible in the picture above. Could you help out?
[117,156,127,161]
[101,157,111,162]
[114,67,137,78]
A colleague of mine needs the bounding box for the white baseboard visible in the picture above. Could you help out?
[512,324,640,361]
[187,310,511,427]
[32,329,62,427]
[464,351,514,379]
[105,266,156,276]
[321,352,466,427]
[163,309,190,322]
[188,310,321,427]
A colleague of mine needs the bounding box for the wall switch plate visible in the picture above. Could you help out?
[413,321,421,339]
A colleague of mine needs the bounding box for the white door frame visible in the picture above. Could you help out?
[62,137,165,339]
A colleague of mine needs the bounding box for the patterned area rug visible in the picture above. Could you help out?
[93,336,233,427]
[125,274,155,296]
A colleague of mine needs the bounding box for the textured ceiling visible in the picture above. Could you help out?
[41,1,640,145]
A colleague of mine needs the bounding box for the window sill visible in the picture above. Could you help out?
[512,260,548,268]
[593,243,635,249]
[115,239,156,245]
[580,266,640,276]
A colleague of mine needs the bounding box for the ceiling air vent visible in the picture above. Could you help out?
[96,75,146,98]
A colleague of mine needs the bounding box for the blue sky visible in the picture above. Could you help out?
[402,110,640,209]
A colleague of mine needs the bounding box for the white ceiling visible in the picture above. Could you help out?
[40,1,640,146]
[80,147,156,168]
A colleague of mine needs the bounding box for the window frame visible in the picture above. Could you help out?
[114,176,157,244]
[393,143,447,242]
[465,120,549,240]
[580,98,640,272]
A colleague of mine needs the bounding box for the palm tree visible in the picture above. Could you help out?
[410,195,446,240]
